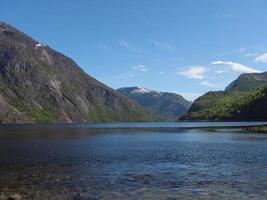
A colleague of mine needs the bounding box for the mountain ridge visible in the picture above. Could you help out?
[117,87,191,119]
[0,22,154,123]
[181,71,267,121]
[225,72,267,92]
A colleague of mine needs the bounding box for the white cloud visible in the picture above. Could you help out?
[212,61,261,73]
[177,66,208,80]
[132,65,149,72]
[255,53,267,63]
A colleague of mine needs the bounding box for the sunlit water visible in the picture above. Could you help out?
[0,122,267,200]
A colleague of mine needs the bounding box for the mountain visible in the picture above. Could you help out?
[117,87,191,119]
[181,71,267,121]
[0,22,154,123]
[225,72,267,92]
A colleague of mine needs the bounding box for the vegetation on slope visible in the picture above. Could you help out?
[182,72,267,121]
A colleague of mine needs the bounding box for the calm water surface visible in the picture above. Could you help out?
[0,122,267,200]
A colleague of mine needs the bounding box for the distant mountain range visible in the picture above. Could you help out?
[0,22,154,123]
[182,72,267,121]
[117,87,191,119]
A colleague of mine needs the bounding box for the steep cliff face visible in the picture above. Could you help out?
[0,22,153,123]
[117,87,191,119]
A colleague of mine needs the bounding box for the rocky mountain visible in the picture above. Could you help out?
[181,71,267,121]
[117,87,191,119]
[0,22,154,123]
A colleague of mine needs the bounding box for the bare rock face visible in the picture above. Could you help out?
[0,22,153,123]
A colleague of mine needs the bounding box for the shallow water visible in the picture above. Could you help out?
[0,122,267,199]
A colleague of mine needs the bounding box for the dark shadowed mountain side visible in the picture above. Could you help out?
[0,22,155,123]
[117,87,191,119]
[181,71,267,121]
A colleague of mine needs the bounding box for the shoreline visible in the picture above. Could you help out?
[242,125,267,133]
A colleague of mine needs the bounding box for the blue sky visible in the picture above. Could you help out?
[2,0,267,100]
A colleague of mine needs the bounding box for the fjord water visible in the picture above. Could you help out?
[1,122,267,199]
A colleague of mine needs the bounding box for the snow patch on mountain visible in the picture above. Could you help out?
[35,43,47,49]
[131,87,153,94]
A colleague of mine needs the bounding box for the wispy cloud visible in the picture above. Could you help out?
[132,65,149,72]
[118,40,129,48]
[217,47,247,57]
[255,53,267,63]
[212,61,261,73]
[118,40,143,53]
[115,71,135,80]
[237,48,246,52]
[97,43,108,50]
[177,66,208,80]
[201,80,218,88]
[214,70,224,74]
[244,53,258,57]
[152,40,175,52]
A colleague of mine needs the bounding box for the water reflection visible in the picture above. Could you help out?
[0,123,267,199]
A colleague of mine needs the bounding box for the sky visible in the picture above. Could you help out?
[2,0,267,100]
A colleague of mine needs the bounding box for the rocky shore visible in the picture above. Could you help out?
[243,125,267,133]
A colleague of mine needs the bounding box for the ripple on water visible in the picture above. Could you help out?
[1,125,267,199]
